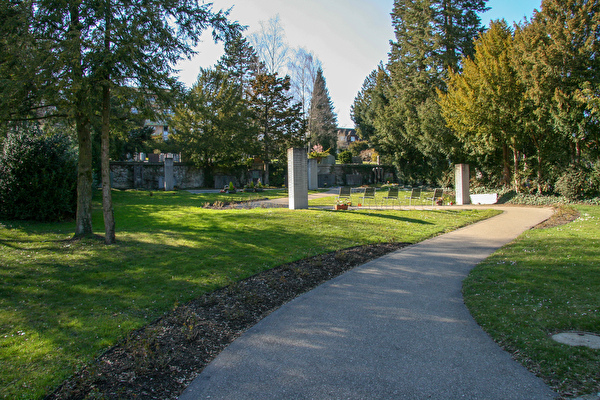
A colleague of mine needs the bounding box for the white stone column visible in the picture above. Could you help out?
[308,158,318,190]
[288,148,308,210]
[455,163,470,205]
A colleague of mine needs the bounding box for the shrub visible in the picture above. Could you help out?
[337,150,352,164]
[555,164,598,201]
[0,127,78,221]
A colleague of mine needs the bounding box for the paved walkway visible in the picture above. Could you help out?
[180,206,558,400]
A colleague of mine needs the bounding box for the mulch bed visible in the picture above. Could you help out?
[46,242,409,400]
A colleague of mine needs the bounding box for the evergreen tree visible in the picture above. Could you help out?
[217,31,261,95]
[0,0,237,241]
[440,20,526,190]
[171,68,254,187]
[248,72,305,184]
[308,68,338,154]
[372,0,487,183]
[513,0,600,165]
[351,63,389,144]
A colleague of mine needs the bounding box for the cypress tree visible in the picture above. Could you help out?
[308,68,338,154]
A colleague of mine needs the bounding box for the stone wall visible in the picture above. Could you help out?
[317,164,395,188]
[110,161,395,190]
[110,162,204,190]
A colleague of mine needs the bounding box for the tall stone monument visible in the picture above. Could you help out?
[164,155,174,191]
[288,147,308,209]
[455,163,470,205]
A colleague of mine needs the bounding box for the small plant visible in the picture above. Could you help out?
[227,181,236,193]
[308,144,330,161]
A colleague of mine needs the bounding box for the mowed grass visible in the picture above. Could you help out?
[0,189,499,399]
[463,205,600,397]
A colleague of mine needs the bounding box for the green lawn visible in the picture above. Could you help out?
[463,205,600,397]
[0,190,498,399]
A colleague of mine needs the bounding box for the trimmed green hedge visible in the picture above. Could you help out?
[0,127,77,221]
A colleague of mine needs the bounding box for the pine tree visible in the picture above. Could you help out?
[372,0,487,183]
[351,64,389,144]
[172,68,254,187]
[248,72,305,184]
[308,68,338,154]
[217,31,261,95]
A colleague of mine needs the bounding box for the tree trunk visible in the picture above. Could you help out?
[101,82,116,244]
[536,153,543,193]
[71,3,93,238]
[512,139,520,193]
[502,143,511,187]
[101,3,116,244]
[75,116,93,237]
[263,161,270,186]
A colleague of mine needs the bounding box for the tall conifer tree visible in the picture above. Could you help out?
[371,0,487,183]
[308,68,338,154]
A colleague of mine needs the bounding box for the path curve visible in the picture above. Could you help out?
[180,206,558,400]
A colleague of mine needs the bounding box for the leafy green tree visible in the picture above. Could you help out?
[248,72,306,185]
[171,68,254,187]
[338,150,352,164]
[440,20,526,190]
[308,68,338,153]
[513,0,600,165]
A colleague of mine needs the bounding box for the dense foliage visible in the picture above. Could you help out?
[354,0,600,197]
[0,0,237,239]
[0,127,77,221]
[352,0,488,184]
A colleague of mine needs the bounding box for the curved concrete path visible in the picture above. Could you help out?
[180,206,558,400]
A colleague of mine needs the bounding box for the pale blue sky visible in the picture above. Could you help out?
[179,0,542,128]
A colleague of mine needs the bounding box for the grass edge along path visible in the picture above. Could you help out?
[463,205,600,398]
[1,190,500,399]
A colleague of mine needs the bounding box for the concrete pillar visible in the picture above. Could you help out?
[455,163,470,205]
[308,158,318,190]
[288,147,308,209]
[164,156,174,191]
[134,164,143,189]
